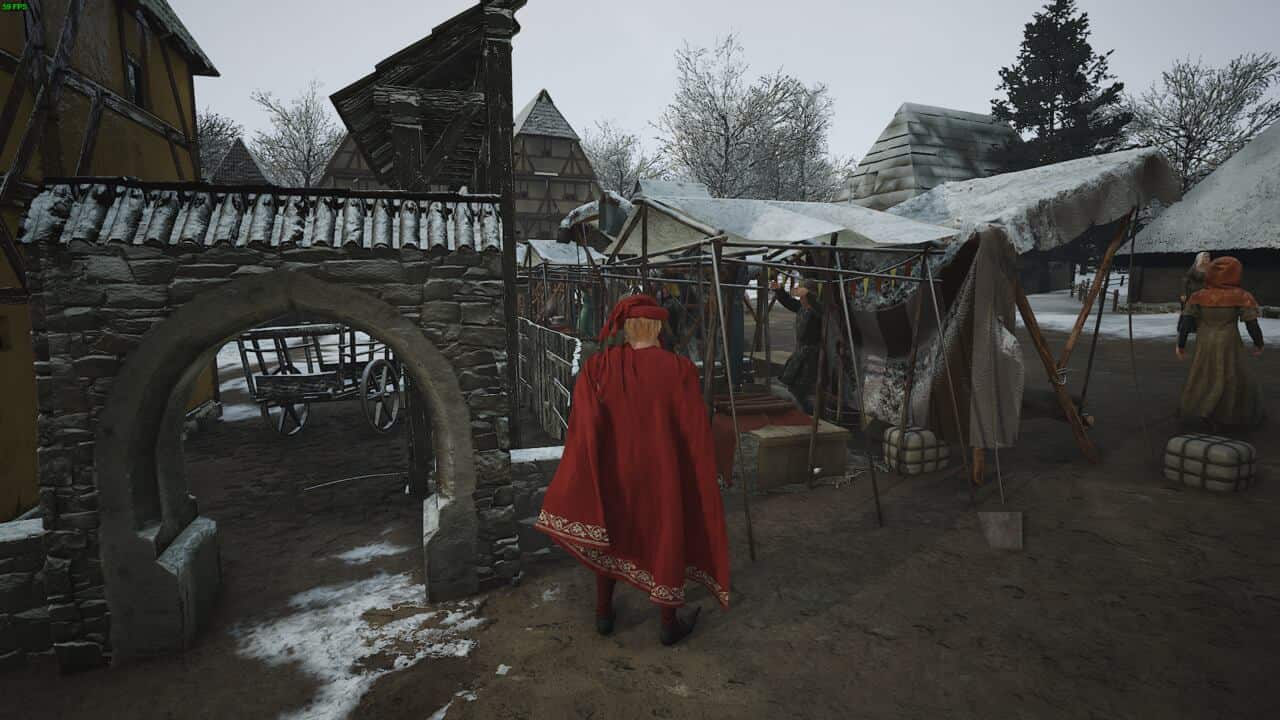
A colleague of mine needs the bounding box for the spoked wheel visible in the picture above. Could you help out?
[360,358,402,432]
[260,365,311,436]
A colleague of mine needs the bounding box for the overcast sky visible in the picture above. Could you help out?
[172,0,1279,162]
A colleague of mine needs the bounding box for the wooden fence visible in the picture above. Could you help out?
[517,318,582,441]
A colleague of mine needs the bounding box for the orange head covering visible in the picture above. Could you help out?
[1187,256,1258,308]
[598,294,669,343]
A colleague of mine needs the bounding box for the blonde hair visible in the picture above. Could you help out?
[624,317,662,345]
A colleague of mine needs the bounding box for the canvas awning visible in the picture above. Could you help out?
[1125,122,1279,256]
[888,147,1181,254]
[606,195,959,258]
[524,238,606,266]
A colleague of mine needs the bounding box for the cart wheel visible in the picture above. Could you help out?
[361,358,402,432]
[260,365,311,436]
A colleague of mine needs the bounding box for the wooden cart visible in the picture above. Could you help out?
[235,323,403,436]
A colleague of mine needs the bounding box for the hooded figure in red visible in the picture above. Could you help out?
[536,294,730,646]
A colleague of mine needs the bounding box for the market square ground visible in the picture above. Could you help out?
[1,320,1278,720]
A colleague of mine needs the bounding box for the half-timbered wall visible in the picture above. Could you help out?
[512,135,598,242]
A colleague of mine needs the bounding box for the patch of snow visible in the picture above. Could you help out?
[496,664,511,676]
[570,335,583,375]
[509,446,564,464]
[230,573,484,720]
[541,586,560,603]
[454,690,478,702]
[219,402,261,424]
[332,542,414,565]
[1026,290,1280,340]
[427,701,452,720]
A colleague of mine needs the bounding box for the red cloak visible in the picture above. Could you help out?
[535,344,730,608]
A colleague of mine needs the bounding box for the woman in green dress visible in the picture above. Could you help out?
[1175,256,1266,429]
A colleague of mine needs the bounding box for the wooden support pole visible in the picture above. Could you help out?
[711,239,756,562]
[762,264,773,390]
[971,447,986,487]
[1014,281,1099,464]
[898,250,929,430]
[640,204,650,294]
[1058,208,1134,369]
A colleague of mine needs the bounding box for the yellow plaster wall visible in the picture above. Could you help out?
[0,1,207,520]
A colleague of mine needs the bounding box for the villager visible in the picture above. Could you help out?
[536,295,729,646]
[772,278,823,414]
[1180,251,1211,308]
[1176,256,1266,429]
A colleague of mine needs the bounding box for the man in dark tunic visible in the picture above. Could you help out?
[771,278,823,414]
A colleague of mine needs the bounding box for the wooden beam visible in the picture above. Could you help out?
[0,1,43,157]
[73,88,104,175]
[157,37,191,140]
[416,100,483,189]
[0,0,84,293]
[640,204,650,293]
[166,135,186,180]
[1014,280,1099,464]
[1057,208,1134,369]
[482,32,521,450]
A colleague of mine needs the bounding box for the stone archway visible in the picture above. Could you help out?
[94,271,478,658]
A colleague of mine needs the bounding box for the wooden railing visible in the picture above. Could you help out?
[517,318,582,441]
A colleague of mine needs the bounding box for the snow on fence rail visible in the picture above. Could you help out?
[517,318,581,441]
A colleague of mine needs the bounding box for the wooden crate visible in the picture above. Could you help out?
[748,420,849,491]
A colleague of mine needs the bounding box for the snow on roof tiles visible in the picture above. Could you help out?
[19,180,504,252]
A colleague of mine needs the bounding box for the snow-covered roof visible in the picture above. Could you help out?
[139,0,219,76]
[843,102,1018,210]
[558,191,635,231]
[607,195,958,257]
[888,148,1181,254]
[633,178,712,199]
[524,239,606,266]
[1128,122,1280,255]
[514,89,579,140]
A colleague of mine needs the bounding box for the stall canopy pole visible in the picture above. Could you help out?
[711,239,757,562]
[1058,207,1135,369]
[922,259,974,501]
[831,234,884,527]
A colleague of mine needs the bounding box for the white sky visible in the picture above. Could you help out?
[172,0,1280,162]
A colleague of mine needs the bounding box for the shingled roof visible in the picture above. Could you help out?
[514,89,579,140]
[844,103,1018,210]
[18,180,503,252]
[209,138,269,185]
[139,0,219,76]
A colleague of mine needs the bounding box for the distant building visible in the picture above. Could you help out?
[1125,121,1280,307]
[316,133,390,191]
[208,138,269,185]
[0,0,219,520]
[841,103,1018,210]
[512,90,600,242]
[320,88,600,240]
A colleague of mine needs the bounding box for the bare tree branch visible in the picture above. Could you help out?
[655,34,850,200]
[195,108,243,181]
[581,120,667,198]
[250,79,344,187]
[1126,53,1280,191]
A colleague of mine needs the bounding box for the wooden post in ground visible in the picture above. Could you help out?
[971,447,986,487]
[1058,208,1135,369]
[1014,281,1099,463]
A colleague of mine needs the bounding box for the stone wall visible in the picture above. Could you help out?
[508,447,565,564]
[19,239,514,669]
[0,519,51,669]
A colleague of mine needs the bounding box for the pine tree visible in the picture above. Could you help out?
[991,0,1131,170]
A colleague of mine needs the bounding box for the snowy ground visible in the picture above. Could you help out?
[1027,272,1280,342]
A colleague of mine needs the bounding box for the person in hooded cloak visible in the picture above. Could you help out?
[536,294,730,646]
[1176,256,1266,429]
